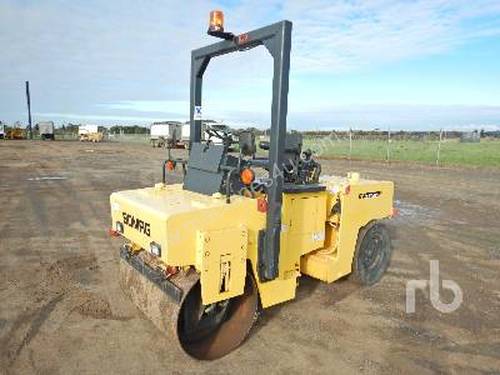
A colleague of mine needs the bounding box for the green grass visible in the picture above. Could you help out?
[303,137,500,167]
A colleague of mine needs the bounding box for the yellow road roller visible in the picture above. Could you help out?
[110,13,395,360]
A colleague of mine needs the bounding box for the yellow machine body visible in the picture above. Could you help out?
[110,173,393,309]
[6,128,26,140]
[79,132,104,142]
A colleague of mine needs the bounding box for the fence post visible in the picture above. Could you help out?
[349,127,353,162]
[386,126,391,163]
[436,128,443,166]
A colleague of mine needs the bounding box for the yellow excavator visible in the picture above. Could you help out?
[6,123,27,140]
[110,11,395,360]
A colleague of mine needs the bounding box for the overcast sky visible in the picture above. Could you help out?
[1,0,500,130]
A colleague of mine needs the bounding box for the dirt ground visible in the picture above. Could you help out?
[1,140,499,375]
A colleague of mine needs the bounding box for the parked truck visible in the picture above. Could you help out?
[180,121,208,149]
[79,124,104,142]
[0,122,5,139]
[38,121,55,140]
[180,123,191,149]
[150,121,182,148]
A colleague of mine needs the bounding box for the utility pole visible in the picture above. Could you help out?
[26,81,33,139]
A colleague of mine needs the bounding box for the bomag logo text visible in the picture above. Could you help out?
[358,191,381,200]
[122,212,151,236]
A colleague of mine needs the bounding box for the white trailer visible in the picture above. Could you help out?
[150,122,182,148]
[38,121,55,140]
[78,124,99,135]
[0,123,5,139]
[181,123,190,148]
[78,125,103,142]
[180,122,208,149]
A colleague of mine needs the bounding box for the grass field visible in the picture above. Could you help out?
[15,133,500,167]
[303,137,500,167]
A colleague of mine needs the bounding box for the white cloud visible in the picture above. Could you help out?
[100,100,188,114]
[34,112,170,124]
[281,0,500,72]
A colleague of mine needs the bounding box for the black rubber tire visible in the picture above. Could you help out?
[177,272,259,360]
[352,222,392,286]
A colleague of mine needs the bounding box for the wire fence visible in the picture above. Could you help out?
[48,133,150,143]
[107,134,150,143]
[31,129,500,168]
[303,129,499,168]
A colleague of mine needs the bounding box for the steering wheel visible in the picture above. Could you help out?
[206,127,227,141]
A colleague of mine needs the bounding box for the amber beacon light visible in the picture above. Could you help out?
[209,10,224,32]
[207,10,234,40]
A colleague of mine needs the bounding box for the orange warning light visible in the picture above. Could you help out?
[240,168,255,185]
[209,10,225,33]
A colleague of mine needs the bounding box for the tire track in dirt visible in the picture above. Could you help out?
[0,294,65,369]
[0,254,133,372]
[1,142,134,371]
[0,146,39,238]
